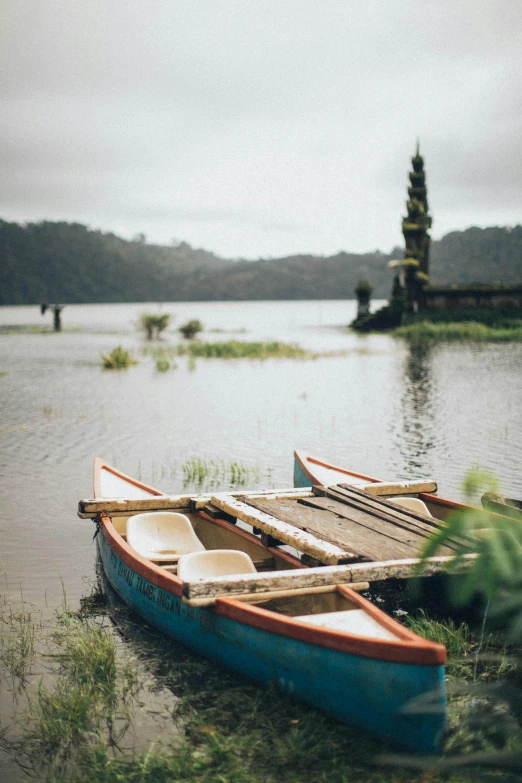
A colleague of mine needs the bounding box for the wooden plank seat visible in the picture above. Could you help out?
[180,554,477,606]
[127,512,205,562]
[353,480,437,496]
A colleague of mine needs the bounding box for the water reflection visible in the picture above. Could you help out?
[392,341,446,478]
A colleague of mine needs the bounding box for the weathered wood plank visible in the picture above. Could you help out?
[337,483,444,525]
[180,554,478,602]
[210,495,356,565]
[78,488,312,518]
[331,485,464,548]
[297,496,435,554]
[78,495,194,517]
[348,555,477,582]
[321,485,439,530]
[353,480,438,496]
[183,582,371,607]
[297,495,455,556]
[191,487,313,510]
[248,497,421,561]
[316,485,453,543]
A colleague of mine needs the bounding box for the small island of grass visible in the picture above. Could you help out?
[177,340,318,359]
[393,320,522,343]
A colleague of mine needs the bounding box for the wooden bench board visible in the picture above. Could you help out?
[354,480,437,496]
[78,487,312,518]
[181,554,478,604]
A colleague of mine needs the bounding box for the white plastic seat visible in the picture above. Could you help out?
[177,549,257,582]
[391,496,432,517]
[127,512,205,561]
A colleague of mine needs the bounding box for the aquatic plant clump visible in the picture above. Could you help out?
[140,313,172,340]
[101,346,138,369]
[181,456,262,490]
[177,339,316,359]
[178,318,203,339]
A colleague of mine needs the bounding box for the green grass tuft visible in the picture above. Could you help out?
[405,612,474,678]
[177,339,316,359]
[0,600,38,683]
[101,346,137,369]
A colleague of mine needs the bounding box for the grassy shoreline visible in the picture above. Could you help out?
[393,321,522,342]
[1,584,519,783]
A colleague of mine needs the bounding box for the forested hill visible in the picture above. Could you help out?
[1,219,521,305]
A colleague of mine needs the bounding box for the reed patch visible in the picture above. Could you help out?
[394,321,522,342]
[177,339,316,359]
[181,456,271,491]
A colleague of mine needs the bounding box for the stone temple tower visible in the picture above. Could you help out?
[402,143,432,277]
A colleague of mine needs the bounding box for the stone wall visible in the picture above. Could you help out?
[424,285,522,310]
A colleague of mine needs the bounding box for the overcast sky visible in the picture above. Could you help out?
[2,1,522,259]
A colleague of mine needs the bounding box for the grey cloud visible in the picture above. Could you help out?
[2,0,522,258]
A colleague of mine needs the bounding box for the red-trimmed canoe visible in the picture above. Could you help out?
[89,457,447,753]
[294,449,472,521]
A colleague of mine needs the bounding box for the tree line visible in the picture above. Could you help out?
[0,219,520,305]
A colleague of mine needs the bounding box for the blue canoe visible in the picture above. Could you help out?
[88,457,447,753]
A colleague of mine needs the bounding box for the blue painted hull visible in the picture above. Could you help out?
[294,458,312,488]
[99,532,446,752]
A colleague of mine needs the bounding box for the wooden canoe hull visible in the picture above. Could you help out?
[93,458,447,753]
[98,527,445,753]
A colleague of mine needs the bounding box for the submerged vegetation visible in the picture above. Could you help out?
[140,313,171,340]
[141,339,338,363]
[178,318,203,340]
[100,346,137,369]
[181,456,270,491]
[177,339,317,359]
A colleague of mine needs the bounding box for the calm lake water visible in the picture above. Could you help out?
[1,300,521,610]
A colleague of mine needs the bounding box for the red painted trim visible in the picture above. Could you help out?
[420,492,464,510]
[216,589,446,665]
